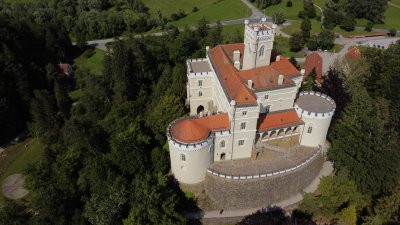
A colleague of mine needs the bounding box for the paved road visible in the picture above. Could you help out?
[185,161,334,220]
[85,0,291,50]
[389,1,400,9]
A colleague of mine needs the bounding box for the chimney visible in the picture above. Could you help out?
[261,17,267,22]
[233,50,240,62]
[254,26,260,32]
[234,61,241,70]
[272,24,277,29]
[244,19,249,25]
[278,75,284,85]
[233,50,241,69]
[276,55,281,62]
[300,69,305,76]
[247,80,253,88]
[206,46,209,53]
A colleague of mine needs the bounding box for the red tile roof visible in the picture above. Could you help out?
[257,109,302,131]
[208,44,300,104]
[345,47,361,60]
[169,113,230,144]
[304,52,323,83]
[58,63,70,75]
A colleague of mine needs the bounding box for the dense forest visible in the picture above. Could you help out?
[0,2,225,223]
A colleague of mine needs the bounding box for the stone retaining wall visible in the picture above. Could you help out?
[204,153,324,210]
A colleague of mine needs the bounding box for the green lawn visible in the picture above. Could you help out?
[375,5,400,30]
[0,138,44,204]
[281,19,322,35]
[74,48,105,76]
[222,24,245,42]
[168,0,250,28]
[390,0,400,6]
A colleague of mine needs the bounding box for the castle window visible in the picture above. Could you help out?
[264,94,269,100]
[198,91,202,97]
[259,45,265,57]
[266,105,271,113]
[238,140,245,146]
[220,140,225,148]
[307,125,313,134]
[180,153,186,161]
[198,80,203,86]
[242,111,247,116]
[240,122,246,130]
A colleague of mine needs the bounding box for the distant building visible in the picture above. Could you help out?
[58,63,73,76]
[304,51,339,84]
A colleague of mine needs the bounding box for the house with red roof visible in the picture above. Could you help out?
[167,19,336,187]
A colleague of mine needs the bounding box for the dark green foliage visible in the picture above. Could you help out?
[388,29,397,37]
[192,6,199,12]
[328,85,400,195]
[289,32,304,52]
[300,68,317,91]
[307,35,318,50]
[304,0,316,18]
[289,57,300,70]
[0,201,31,225]
[317,29,335,50]
[301,17,312,41]
[317,68,349,120]
[347,0,387,23]
[286,0,292,7]
[273,12,285,25]
[256,0,282,9]
[238,207,315,225]
[339,14,356,31]
[365,21,374,31]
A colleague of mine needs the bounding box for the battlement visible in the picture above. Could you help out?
[187,58,213,77]
[244,18,276,40]
[295,91,336,119]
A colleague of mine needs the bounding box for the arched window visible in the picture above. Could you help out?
[220,140,226,148]
[220,152,226,160]
[307,125,313,134]
[198,91,202,97]
[259,45,265,57]
[180,153,186,161]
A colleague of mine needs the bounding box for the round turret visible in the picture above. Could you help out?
[294,91,336,147]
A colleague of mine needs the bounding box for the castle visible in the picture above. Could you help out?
[166,19,335,207]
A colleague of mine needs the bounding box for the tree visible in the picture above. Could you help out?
[347,0,387,23]
[197,16,209,38]
[307,35,318,50]
[304,0,316,18]
[365,21,374,31]
[0,201,31,225]
[317,29,335,50]
[328,84,400,195]
[300,68,317,91]
[289,32,304,52]
[289,57,300,69]
[286,0,292,7]
[301,17,312,41]
[340,14,356,31]
[388,29,397,37]
[273,12,285,25]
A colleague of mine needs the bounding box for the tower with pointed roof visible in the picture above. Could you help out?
[242,18,276,70]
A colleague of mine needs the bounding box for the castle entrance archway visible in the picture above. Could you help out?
[220,153,226,160]
[197,105,205,115]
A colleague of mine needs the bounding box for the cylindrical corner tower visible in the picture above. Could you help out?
[295,91,336,147]
[167,118,214,184]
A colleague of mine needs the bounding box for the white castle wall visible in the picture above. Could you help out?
[295,91,336,147]
[167,131,214,184]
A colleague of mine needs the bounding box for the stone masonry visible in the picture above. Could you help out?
[204,153,324,210]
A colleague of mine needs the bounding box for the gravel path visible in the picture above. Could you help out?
[2,173,29,200]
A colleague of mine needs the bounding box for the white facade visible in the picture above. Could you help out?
[167,19,335,184]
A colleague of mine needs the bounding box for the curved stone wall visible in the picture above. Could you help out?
[204,153,324,210]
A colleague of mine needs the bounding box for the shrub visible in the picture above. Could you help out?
[365,21,374,32]
[192,6,199,12]
[388,29,397,37]
[286,0,292,7]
